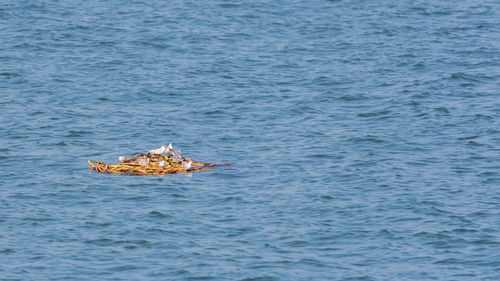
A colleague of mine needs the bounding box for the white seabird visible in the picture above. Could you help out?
[118,156,125,162]
[148,145,167,155]
[171,150,183,163]
[165,143,173,154]
[158,160,166,167]
[182,159,192,170]
[137,158,150,166]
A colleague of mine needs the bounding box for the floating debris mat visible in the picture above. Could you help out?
[88,144,230,176]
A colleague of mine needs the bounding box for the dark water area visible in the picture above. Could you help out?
[1,0,499,280]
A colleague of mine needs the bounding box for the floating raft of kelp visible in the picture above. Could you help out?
[88,144,230,176]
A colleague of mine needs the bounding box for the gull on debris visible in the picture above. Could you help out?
[182,159,192,170]
[137,158,150,166]
[148,145,167,155]
[171,150,183,163]
[165,143,173,154]
[118,156,125,162]
[158,160,166,167]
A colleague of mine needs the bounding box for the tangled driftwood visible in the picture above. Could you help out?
[89,152,230,176]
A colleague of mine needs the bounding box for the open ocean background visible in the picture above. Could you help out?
[1,0,499,280]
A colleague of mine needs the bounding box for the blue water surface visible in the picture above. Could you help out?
[1,0,499,280]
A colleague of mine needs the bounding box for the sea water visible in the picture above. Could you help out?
[1,1,499,280]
